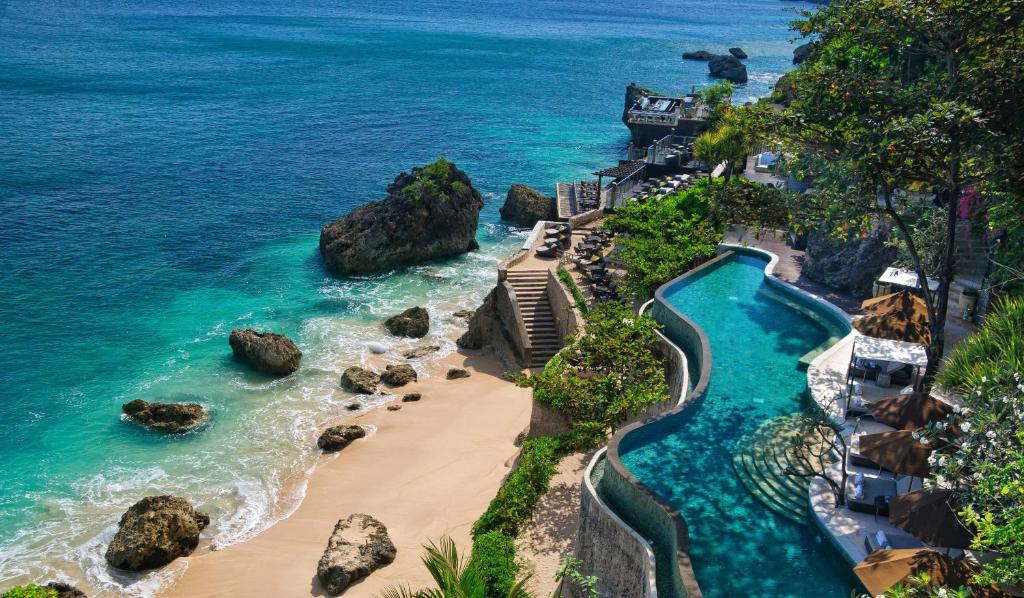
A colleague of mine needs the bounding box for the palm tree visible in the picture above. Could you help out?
[378,536,531,598]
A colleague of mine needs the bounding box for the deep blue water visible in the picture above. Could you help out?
[0,1,809,593]
[620,254,856,597]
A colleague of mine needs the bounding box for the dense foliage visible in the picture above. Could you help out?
[0,587,56,598]
[401,156,468,203]
[604,178,722,298]
[517,301,667,428]
[472,436,561,539]
[380,535,529,598]
[555,267,589,315]
[937,296,1024,391]
[468,531,521,596]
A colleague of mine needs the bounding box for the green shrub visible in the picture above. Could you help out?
[469,531,519,596]
[1,586,57,598]
[938,296,1024,392]
[472,436,560,538]
[556,267,589,315]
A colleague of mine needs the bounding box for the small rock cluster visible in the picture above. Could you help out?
[682,48,749,83]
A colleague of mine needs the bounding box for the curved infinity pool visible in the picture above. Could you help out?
[619,251,856,597]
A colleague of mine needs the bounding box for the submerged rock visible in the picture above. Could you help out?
[402,344,440,359]
[316,514,397,595]
[499,184,556,227]
[384,307,429,338]
[319,158,484,276]
[708,54,748,83]
[729,47,748,59]
[345,402,361,411]
[317,425,366,452]
[380,364,417,387]
[228,329,302,375]
[446,368,470,380]
[122,399,206,433]
[682,50,717,61]
[105,496,209,571]
[341,366,379,394]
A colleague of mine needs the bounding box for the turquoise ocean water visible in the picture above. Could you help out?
[0,1,809,594]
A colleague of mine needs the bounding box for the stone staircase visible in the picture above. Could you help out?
[731,415,836,525]
[506,270,562,368]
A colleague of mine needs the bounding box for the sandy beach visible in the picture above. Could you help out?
[162,350,531,598]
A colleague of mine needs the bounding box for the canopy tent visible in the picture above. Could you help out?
[869,392,956,432]
[859,430,933,478]
[852,549,1006,597]
[854,290,932,345]
[878,266,939,293]
[890,488,975,549]
[846,336,929,402]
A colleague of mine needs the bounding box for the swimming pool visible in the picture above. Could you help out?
[617,250,857,597]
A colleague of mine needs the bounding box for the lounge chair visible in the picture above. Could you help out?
[863,530,924,553]
[846,474,898,517]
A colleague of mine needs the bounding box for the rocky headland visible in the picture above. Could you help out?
[319,158,484,276]
[499,184,556,226]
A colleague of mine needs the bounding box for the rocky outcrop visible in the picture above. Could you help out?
[499,184,556,227]
[228,329,302,375]
[122,399,205,433]
[316,514,396,595]
[341,366,379,394]
[104,496,209,571]
[803,226,897,296]
[622,82,658,124]
[446,368,470,380]
[793,42,814,64]
[46,583,86,598]
[729,47,748,59]
[457,287,520,370]
[380,364,417,387]
[317,425,366,452]
[402,345,440,359]
[682,50,718,61]
[319,158,483,276]
[708,54,748,83]
[384,307,429,338]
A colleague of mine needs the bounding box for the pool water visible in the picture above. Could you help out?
[619,253,857,597]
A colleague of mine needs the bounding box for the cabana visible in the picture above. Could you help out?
[846,336,929,413]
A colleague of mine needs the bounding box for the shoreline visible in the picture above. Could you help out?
[160,348,531,598]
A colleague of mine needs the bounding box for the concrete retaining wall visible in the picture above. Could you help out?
[495,280,531,366]
[547,269,582,343]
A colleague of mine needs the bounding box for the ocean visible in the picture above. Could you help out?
[0,0,807,594]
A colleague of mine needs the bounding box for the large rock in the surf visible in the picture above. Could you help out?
[682,50,718,61]
[380,364,417,387]
[341,366,380,394]
[384,306,429,338]
[317,425,367,453]
[316,514,397,595]
[499,184,556,226]
[803,226,896,297]
[104,496,209,571]
[228,329,302,375]
[122,399,205,433]
[708,54,748,83]
[622,82,658,125]
[729,47,748,59]
[319,158,484,276]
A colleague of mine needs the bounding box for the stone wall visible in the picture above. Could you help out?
[495,280,531,366]
[547,270,582,343]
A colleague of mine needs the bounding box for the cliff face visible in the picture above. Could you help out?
[803,225,897,296]
[319,158,484,276]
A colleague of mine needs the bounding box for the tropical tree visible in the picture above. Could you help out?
[764,0,1024,379]
[378,536,531,598]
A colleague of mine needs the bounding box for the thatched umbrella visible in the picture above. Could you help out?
[854,549,971,596]
[859,430,933,477]
[869,392,954,431]
[855,290,932,344]
[890,488,974,549]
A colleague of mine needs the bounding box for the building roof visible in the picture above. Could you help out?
[594,160,645,179]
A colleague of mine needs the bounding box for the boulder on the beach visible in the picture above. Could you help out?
[499,184,556,227]
[402,344,440,359]
[316,514,397,595]
[708,54,748,83]
[387,404,402,411]
[380,364,417,387]
[105,496,209,571]
[122,399,206,433]
[446,368,470,380]
[729,47,748,59]
[384,307,429,338]
[341,366,379,395]
[319,158,483,276]
[402,392,421,402]
[317,425,366,453]
[228,329,302,375]
[793,42,814,64]
[366,341,389,354]
[682,50,717,61]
